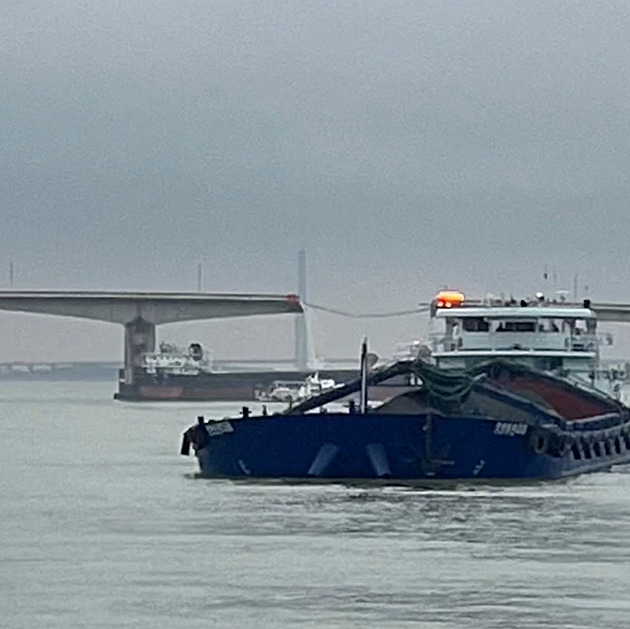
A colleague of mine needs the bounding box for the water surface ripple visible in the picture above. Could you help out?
[1,382,630,627]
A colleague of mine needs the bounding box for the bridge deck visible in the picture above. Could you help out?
[0,291,302,324]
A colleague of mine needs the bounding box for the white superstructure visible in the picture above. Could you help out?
[142,342,214,376]
[429,291,624,401]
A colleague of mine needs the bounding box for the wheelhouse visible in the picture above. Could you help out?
[429,292,599,373]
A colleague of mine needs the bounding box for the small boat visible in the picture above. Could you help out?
[254,379,304,402]
[255,373,339,403]
[181,338,630,482]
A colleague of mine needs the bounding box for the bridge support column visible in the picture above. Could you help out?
[294,249,308,370]
[124,317,156,385]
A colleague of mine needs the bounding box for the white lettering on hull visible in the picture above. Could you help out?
[493,422,529,437]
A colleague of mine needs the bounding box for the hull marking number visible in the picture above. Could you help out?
[494,422,528,437]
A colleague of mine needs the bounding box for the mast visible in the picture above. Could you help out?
[359,337,369,413]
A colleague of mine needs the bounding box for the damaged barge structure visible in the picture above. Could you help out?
[182,354,630,482]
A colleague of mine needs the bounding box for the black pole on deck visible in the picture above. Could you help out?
[359,337,369,414]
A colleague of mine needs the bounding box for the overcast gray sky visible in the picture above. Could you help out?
[2,1,630,361]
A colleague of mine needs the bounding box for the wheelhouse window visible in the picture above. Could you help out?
[495,320,536,332]
[462,317,490,332]
[538,319,561,332]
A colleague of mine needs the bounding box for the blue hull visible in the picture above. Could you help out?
[190,412,630,481]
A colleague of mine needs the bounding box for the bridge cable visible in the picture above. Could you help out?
[303,302,430,319]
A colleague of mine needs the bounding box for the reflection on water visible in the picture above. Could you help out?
[1,382,630,628]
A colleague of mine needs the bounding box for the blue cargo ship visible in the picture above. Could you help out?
[181,292,630,482]
[181,355,630,481]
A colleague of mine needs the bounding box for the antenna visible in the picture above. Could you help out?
[197,262,202,292]
[9,261,14,288]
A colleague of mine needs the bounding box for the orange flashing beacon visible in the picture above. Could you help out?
[435,290,465,309]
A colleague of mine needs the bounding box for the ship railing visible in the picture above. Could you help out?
[429,331,597,353]
[566,335,598,352]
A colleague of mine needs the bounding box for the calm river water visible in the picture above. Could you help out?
[2,381,630,628]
